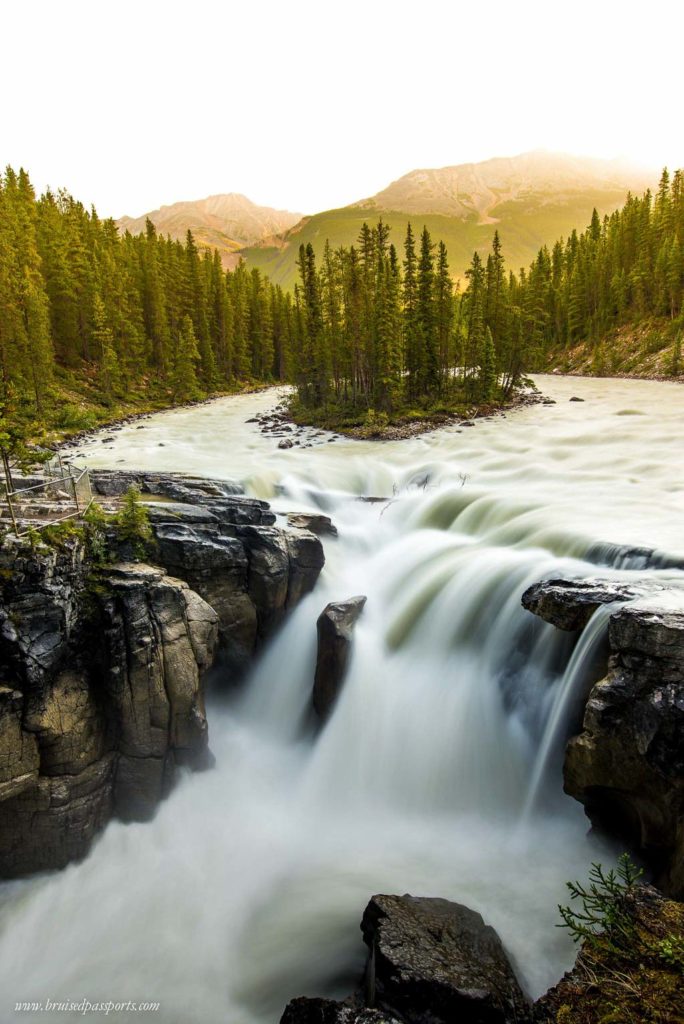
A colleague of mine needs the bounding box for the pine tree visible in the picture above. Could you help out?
[170,315,202,401]
[92,295,122,403]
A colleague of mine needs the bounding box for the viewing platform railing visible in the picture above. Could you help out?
[1,457,93,538]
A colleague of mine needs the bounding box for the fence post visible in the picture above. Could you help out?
[6,491,19,538]
[71,473,80,514]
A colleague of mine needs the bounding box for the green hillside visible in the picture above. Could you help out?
[241,188,635,290]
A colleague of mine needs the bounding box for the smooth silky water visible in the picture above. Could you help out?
[1,375,683,1023]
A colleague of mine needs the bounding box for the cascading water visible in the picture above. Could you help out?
[1,374,683,1024]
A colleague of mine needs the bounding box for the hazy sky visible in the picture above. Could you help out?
[3,0,683,219]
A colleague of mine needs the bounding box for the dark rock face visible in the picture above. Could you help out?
[521,577,655,632]
[280,998,399,1024]
[313,597,367,719]
[93,471,324,670]
[90,469,245,502]
[361,894,530,1024]
[0,472,325,877]
[0,549,217,876]
[523,578,684,897]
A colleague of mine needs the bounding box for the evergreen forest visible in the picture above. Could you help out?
[1,166,682,444]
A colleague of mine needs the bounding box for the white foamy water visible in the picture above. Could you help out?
[1,375,682,1023]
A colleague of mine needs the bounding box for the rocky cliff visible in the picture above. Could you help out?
[0,472,324,877]
[523,577,684,898]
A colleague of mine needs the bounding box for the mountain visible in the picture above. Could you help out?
[241,151,656,289]
[117,193,302,266]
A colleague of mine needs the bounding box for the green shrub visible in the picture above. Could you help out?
[358,408,389,438]
[558,854,642,953]
[55,405,98,432]
[112,486,152,556]
[83,501,110,562]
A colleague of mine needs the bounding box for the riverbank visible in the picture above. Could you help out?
[27,365,276,450]
[545,317,683,380]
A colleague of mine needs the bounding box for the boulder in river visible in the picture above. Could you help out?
[287,512,338,537]
[361,894,530,1024]
[280,998,399,1024]
[313,596,367,719]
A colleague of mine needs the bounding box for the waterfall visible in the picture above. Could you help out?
[522,603,614,820]
[2,375,683,1024]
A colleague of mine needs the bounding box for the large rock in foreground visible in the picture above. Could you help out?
[523,578,684,897]
[361,894,530,1024]
[313,596,367,719]
[281,998,399,1024]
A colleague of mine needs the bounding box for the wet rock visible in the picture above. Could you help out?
[281,998,399,1024]
[569,396,584,402]
[142,501,220,525]
[521,577,657,631]
[236,525,291,638]
[313,597,366,719]
[287,512,338,537]
[361,894,530,1024]
[90,469,244,500]
[285,531,327,609]
[0,473,325,877]
[278,439,294,449]
[0,551,218,876]
[566,597,684,897]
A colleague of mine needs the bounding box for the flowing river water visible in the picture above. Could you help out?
[1,374,683,1023]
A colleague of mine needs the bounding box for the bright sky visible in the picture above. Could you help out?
[3,0,683,219]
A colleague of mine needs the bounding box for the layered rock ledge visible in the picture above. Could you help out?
[523,576,684,897]
[0,472,325,877]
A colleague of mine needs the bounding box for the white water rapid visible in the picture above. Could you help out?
[1,375,683,1024]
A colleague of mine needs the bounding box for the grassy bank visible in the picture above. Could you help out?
[24,367,272,447]
[545,318,683,380]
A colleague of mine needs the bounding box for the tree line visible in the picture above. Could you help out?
[293,168,684,414]
[1,165,682,439]
[0,166,297,421]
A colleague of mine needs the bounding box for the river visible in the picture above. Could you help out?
[0,374,682,1023]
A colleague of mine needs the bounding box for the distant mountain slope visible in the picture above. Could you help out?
[242,151,655,290]
[117,193,302,266]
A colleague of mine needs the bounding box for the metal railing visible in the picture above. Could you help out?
[2,461,93,538]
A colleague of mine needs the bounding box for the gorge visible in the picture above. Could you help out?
[0,373,682,1023]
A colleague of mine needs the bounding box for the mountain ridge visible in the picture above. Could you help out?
[117,192,302,266]
[117,151,658,284]
[241,151,657,288]
[351,150,653,221]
